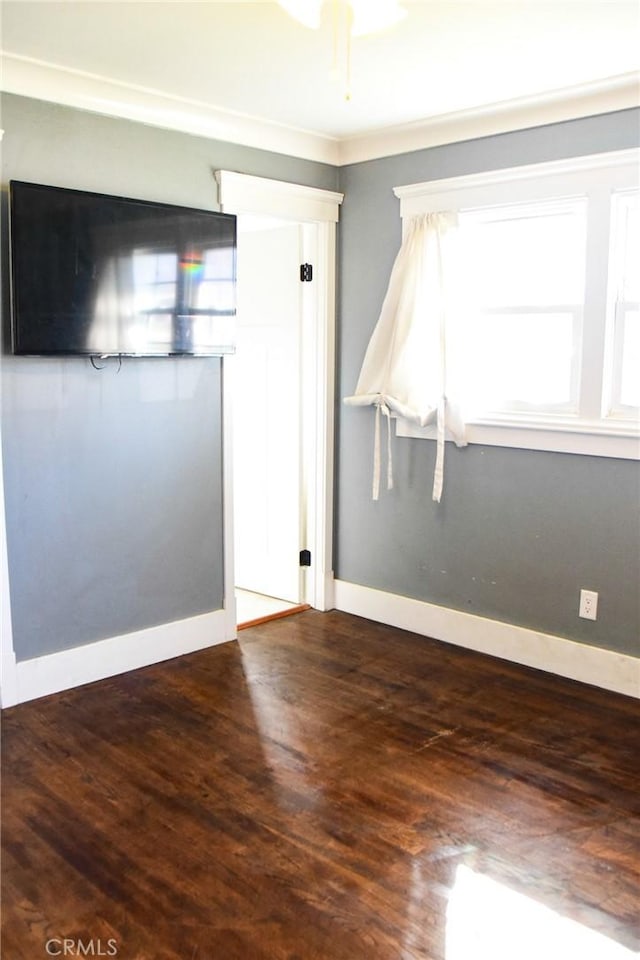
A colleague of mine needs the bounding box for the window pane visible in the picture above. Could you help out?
[620,309,640,407]
[460,202,586,308]
[608,191,639,413]
[459,311,575,413]
[616,193,640,301]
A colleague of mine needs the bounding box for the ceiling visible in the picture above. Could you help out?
[1,1,639,163]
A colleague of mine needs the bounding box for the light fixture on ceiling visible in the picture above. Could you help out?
[277,0,407,99]
[278,0,407,36]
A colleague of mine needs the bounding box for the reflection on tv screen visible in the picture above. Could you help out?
[10,181,237,357]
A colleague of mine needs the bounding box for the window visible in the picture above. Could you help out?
[394,149,640,459]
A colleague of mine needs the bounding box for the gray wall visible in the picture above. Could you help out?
[336,110,640,656]
[1,93,338,661]
[2,93,638,663]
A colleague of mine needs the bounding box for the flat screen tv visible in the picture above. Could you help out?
[9,180,237,357]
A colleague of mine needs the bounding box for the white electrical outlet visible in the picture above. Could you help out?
[579,589,598,620]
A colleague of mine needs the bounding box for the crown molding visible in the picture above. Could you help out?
[337,72,640,165]
[1,52,638,168]
[0,53,341,165]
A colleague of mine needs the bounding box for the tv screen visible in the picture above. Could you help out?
[9,181,237,357]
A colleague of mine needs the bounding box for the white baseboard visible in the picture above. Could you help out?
[5,586,636,706]
[10,609,236,706]
[0,651,18,708]
[334,580,639,699]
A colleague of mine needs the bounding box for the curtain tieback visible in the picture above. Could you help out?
[372,399,394,501]
[373,397,448,503]
[433,397,446,503]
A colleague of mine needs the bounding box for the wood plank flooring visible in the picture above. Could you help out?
[2,610,639,959]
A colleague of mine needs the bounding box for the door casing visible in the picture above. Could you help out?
[215,171,344,635]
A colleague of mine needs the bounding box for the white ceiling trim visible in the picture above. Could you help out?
[2,52,638,168]
[0,53,341,165]
[338,73,640,165]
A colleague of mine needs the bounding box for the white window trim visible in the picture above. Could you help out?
[393,148,640,459]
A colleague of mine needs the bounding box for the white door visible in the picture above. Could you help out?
[233,219,303,603]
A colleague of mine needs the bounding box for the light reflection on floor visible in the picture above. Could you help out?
[238,637,326,811]
[446,864,637,960]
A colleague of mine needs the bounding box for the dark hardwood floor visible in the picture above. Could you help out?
[2,610,639,959]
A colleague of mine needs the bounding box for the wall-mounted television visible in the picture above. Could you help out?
[9,180,237,357]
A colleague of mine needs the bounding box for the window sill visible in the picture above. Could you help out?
[395,414,640,459]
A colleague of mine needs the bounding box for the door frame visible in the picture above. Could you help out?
[215,171,343,631]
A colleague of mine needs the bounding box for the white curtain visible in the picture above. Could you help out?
[344,212,466,502]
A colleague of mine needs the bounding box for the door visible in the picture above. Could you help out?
[233,218,303,604]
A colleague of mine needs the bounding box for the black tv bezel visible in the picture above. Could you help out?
[8,180,238,358]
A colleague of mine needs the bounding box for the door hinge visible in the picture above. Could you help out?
[299,549,311,567]
[300,263,313,282]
